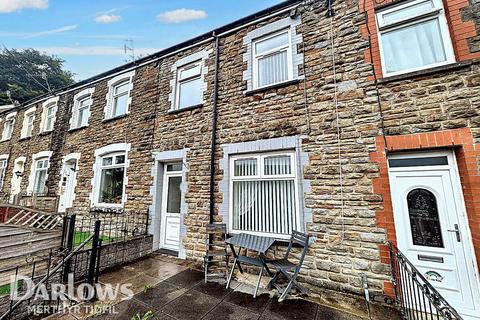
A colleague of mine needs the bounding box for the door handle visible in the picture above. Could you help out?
[447,224,461,242]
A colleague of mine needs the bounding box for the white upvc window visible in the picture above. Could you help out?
[229,151,300,238]
[0,156,8,188]
[376,0,455,77]
[252,29,293,89]
[175,61,203,110]
[97,153,126,206]
[71,88,94,130]
[33,157,49,194]
[21,107,36,138]
[43,103,57,132]
[2,113,15,141]
[105,72,134,120]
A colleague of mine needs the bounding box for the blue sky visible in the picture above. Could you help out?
[0,0,282,80]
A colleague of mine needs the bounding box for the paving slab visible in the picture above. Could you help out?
[134,281,188,310]
[316,304,364,320]
[224,290,271,314]
[261,298,318,320]
[129,257,187,280]
[202,301,260,320]
[160,290,220,320]
[92,298,155,320]
[192,280,233,299]
[164,269,204,289]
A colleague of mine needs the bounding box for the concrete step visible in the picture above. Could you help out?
[0,233,62,251]
[0,235,61,260]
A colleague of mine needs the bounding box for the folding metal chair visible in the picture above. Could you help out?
[203,223,230,283]
[266,230,310,302]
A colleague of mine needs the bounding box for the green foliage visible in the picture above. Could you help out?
[0,48,75,105]
[73,231,118,248]
[131,311,155,320]
[0,280,23,296]
[143,284,153,293]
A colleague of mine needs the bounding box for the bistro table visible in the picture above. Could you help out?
[225,233,276,298]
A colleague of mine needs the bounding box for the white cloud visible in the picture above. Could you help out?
[24,25,77,38]
[0,0,48,13]
[35,46,161,56]
[95,14,121,24]
[156,8,207,24]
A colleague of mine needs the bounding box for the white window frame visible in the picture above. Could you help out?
[21,107,36,138]
[174,60,203,110]
[2,112,16,141]
[40,97,59,133]
[376,0,456,77]
[91,143,130,209]
[0,155,9,189]
[228,151,300,239]
[27,151,53,195]
[70,88,94,130]
[252,29,294,90]
[104,71,134,120]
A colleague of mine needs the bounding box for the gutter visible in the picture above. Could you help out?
[9,0,302,114]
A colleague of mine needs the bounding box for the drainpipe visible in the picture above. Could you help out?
[209,32,220,224]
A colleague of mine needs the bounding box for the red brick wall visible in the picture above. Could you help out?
[370,128,480,297]
[359,0,480,79]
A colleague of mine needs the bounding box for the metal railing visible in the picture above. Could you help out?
[387,241,462,320]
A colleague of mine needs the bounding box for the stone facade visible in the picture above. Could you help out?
[0,0,479,304]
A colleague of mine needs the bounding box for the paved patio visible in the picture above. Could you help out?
[45,254,399,320]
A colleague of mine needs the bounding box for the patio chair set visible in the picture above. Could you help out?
[204,224,310,302]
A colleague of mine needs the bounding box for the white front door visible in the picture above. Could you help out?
[58,160,77,212]
[10,158,25,202]
[389,151,480,319]
[159,162,183,252]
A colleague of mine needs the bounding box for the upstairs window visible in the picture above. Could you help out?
[175,61,203,109]
[71,88,94,130]
[253,30,293,89]
[98,153,126,205]
[33,158,49,194]
[21,107,36,138]
[2,114,15,141]
[230,152,300,237]
[44,104,57,131]
[376,0,455,76]
[105,72,134,120]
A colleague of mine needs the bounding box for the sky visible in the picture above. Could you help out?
[0,0,283,81]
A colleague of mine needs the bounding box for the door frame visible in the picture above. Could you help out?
[388,149,480,312]
[58,153,80,213]
[159,164,183,251]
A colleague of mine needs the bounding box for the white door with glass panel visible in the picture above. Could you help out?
[388,151,480,319]
[160,162,183,251]
[58,159,77,212]
[10,158,25,202]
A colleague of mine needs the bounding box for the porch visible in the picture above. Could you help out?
[45,254,398,320]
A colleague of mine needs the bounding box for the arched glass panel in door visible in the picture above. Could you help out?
[407,188,444,248]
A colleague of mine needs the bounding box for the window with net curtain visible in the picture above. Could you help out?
[376,0,455,76]
[99,153,126,204]
[33,158,49,194]
[230,152,299,237]
[253,30,293,89]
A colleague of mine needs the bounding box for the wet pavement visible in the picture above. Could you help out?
[44,254,398,320]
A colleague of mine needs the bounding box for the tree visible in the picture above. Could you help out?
[0,48,75,105]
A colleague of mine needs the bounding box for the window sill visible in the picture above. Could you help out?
[378,61,472,85]
[245,79,301,96]
[18,136,32,142]
[103,114,128,123]
[68,125,89,133]
[167,104,203,115]
[38,130,52,136]
[90,205,125,213]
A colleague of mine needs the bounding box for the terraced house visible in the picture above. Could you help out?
[0,0,479,318]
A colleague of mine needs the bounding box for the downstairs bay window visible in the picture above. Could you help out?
[230,152,299,237]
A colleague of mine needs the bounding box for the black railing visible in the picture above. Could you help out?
[0,221,101,320]
[387,241,462,320]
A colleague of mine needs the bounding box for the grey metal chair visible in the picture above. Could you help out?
[203,223,230,283]
[266,230,310,302]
